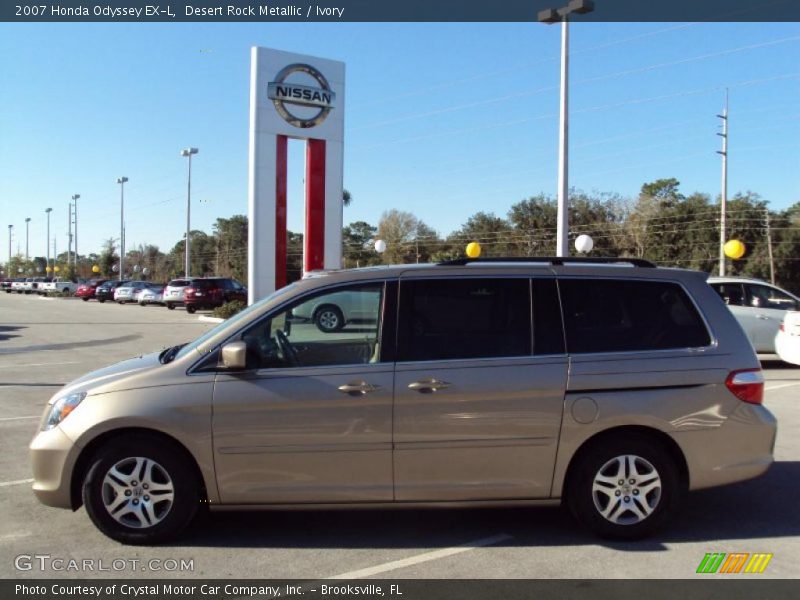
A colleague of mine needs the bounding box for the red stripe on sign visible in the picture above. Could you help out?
[275,135,288,290]
[305,139,326,273]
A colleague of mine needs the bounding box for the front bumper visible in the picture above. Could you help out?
[30,426,79,509]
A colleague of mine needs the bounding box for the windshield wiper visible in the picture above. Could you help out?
[159,343,187,364]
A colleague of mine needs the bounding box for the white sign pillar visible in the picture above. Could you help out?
[248,47,345,304]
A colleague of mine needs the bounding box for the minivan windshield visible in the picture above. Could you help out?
[173,282,299,361]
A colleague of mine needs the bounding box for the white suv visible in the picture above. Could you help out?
[163,278,198,310]
[708,276,800,353]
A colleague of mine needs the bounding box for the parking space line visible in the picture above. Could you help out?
[765,382,800,391]
[328,533,513,579]
[0,479,34,488]
[0,361,79,369]
[0,416,39,421]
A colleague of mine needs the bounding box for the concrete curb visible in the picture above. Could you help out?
[198,315,224,324]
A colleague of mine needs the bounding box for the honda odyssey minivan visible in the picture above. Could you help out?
[30,257,776,544]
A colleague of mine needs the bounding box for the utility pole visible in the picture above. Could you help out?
[25,217,30,261]
[538,0,594,257]
[67,201,73,267]
[716,89,729,277]
[765,209,775,285]
[72,194,80,270]
[117,177,128,281]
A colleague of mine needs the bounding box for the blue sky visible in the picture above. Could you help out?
[1,21,798,263]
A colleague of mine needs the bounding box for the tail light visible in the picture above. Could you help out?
[184,287,195,296]
[725,369,764,404]
[779,323,785,332]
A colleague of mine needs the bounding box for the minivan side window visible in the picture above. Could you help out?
[239,283,384,369]
[397,278,531,362]
[559,279,711,354]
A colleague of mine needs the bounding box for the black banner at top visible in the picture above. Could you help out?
[2,0,800,23]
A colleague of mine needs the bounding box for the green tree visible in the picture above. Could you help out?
[342,221,378,267]
[508,194,558,256]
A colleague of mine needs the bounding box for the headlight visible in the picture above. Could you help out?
[43,392,86,431]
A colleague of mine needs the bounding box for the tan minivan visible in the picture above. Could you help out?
[30,258,777,544]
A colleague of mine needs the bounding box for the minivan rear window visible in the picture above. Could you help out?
[559,279,711,354]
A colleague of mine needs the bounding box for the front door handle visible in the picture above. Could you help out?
[756,314,771,320]
[338,381,381,395]
[408,378,451,393]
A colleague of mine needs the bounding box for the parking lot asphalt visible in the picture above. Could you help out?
[1,291,798,580]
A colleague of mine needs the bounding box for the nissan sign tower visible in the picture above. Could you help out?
[248,47,345,303]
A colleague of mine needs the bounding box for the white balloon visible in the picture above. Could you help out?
[575,234,594,254]
[374,239,387,253]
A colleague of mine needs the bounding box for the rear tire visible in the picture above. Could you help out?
[98,298,106,303]
[186,305,196,314]
[566,435,682,539]
[82,434,200,545]
[166,303,175,310]
[82,297,90,302]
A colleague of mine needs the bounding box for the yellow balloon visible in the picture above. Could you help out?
[92,265,100,273]
[466,242,482,259]
[724,239,746,260]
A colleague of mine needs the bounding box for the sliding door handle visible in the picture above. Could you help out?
[408,379,451,393]
[338,382,381,395]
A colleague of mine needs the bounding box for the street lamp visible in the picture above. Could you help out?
[117,178,128,280]
[72,194,80,270]
[181,147,199,277]
[538,0,594,257]
[25,217,31,261]
[7,224,12,264]
[45,208,52,272]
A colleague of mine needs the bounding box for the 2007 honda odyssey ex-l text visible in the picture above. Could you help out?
[30,257,777,544]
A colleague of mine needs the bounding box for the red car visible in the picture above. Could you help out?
[76,279,108,301]
[182,278,247,313]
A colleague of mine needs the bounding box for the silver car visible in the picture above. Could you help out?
[113,281,149,304]
[30,258,776,545]
[708,276,800,353]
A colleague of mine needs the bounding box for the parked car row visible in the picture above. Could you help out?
[2,276,78,295]
[80,277,247,313]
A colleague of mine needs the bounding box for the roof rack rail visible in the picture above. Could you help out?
[437,256,656,268]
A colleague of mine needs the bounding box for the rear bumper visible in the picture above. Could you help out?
[30,426,79,509]
[673,403,777,490]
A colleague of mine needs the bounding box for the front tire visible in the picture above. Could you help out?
[186,305,197,314]
[566,435,682,539]
[166,303,175,310]
[314,305,344,333]
[82,434,200,545]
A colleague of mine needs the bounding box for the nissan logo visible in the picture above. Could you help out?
[267,63,335,128]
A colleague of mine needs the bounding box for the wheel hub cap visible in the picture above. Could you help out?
[592,454,662,525]
[101,457,174,529]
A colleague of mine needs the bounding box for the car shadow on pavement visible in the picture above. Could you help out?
[0,325,25,341]
[177,461,800,551]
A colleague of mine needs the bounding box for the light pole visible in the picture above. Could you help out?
[7,224,12,265]
[717,91,729,276]
[45,208,52,272]
[72,194,80,270]
[538,0,594,257]
[25,217,30,261]
[117,178,128,280]
[181,147,198,277]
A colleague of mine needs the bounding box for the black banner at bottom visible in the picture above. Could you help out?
[4,580,799,600]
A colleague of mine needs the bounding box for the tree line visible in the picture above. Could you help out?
[5,179,799,294]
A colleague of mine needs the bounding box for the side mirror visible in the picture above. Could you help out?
[221,341,248,370]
